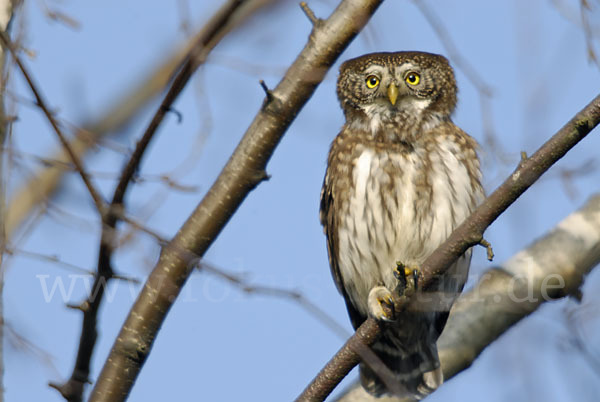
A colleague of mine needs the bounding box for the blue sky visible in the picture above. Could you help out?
[4,0,600,401]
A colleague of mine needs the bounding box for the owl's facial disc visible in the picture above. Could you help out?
[361,64,430,112]
[336,52,458,136]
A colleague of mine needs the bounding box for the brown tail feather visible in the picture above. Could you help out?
[359,332,443,399]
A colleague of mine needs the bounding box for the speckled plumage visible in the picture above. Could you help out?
[320,52,484,398]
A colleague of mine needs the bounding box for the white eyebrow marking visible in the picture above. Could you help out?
[364,65,385,76]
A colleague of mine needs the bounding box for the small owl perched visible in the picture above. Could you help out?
[320,51,484,398]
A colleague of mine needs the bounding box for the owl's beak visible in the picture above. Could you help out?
[387,83,398,106]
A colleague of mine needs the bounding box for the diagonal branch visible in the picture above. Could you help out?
[110,0,255,210]
[5,26,192,239]
[295,95,600,401]
[50,1,277,401]
[411,0,502,160]
[335,194,600,402]
[199,260,351,339]
[438,194,600,379]
[89,1,385,400]
[0,3,17,402]
[5,0,283,242]
[0,31,106,215]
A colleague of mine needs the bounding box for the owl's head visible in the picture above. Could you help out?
[336,51,457,130]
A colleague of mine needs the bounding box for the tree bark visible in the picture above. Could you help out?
[89,1,385,401]
[51,2,265,400]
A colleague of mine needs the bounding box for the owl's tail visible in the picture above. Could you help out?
[359,332,443,400]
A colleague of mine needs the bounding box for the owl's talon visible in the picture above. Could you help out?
[368,286,396,321]
[394,262,419,297]
[393,261,405,280]
[411,269,419,291]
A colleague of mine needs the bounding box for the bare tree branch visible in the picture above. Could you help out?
[580,0,600,69]
[199,261,351,339]
[50,1,277,400]
[109,0,265,212]
[412,0,492,96]
[335,193,600,401]
[38,0,81,30]
[0,1,18,401]
[438,193,600,379]
[296,95,600,401]
[0,31,107,215]
[202,257,404,394]
[4,9,209,239]
[411,0,506,163]
[88,1,385,400]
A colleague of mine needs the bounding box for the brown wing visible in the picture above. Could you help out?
[319,172,344,294]
[320,167,365,328]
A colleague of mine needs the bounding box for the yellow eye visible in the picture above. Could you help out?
[405,72,420,86]
[365,75,380,89]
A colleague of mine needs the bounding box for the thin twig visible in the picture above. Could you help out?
[110,0,249,210]
[199,261,350,339]
[300,1,319,25]
[4,22,197,239]
[0,3,13,399]
[296,94,600,400]
[54,2,270,401]
[89,1,385,400]
[411,0,491,96]
[5,323,59,376]
[39,0,81,30]
[411,0,510,163]
[259,79,273,103]
[580,0,600,69]
[0,31,106,215]
[5,248,140,283]
[479,238,494,261]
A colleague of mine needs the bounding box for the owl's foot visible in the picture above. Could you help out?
[367,286,395,322]
[394,262,419,298]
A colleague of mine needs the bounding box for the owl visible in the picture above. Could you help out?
[320,52,484,398]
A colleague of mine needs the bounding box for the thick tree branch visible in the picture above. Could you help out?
[89,1,384,401]
[296,95,600,401]
[335,194,600,401]
[438,193,600,379]
[50,1,274,401]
